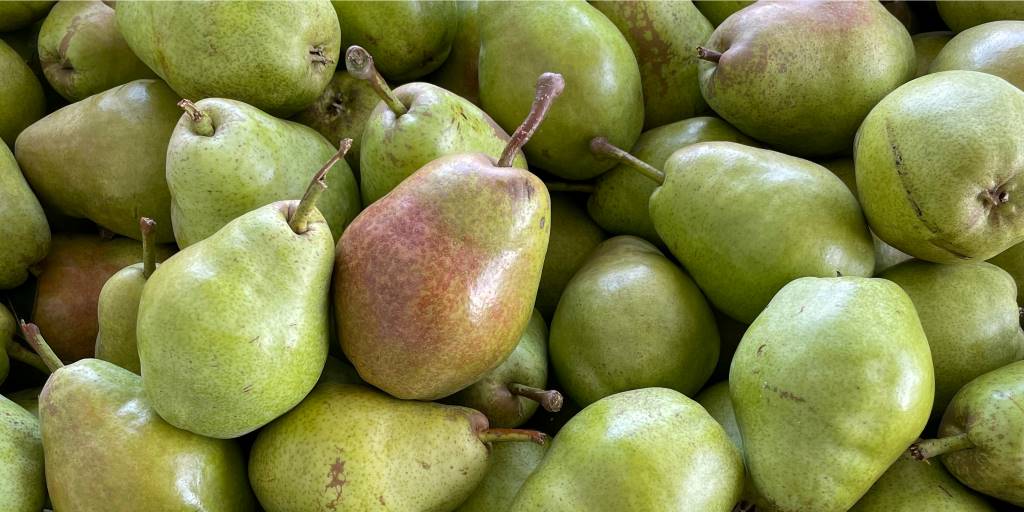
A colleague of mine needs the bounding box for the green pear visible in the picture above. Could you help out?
[333,0,455,82]
[0,39,44,147]
[731,276,934,511]
[456,441,548,512]
[850,451,994,511]
[116,0,340,116]
[0,139,48,289]
[346,46,526,206]
[937,1,1024,32]
[249,381,547,511]
[0,394,44,512]
[697,0,915,156]
[0,1,52,31]
[37,0,156,102]
[911,360,1024,506]
[696,381,769,510]
[167,98,360,247]
[425,0,481,105]
[535,193,605,319]
[929,21,1024,89]
[855,70,1024,263]
[478,0,643,180]
[137,157,340,438]
[988,241,1024,303]
[914,31,955,77]
[550,236,719,406]
[693,0,753,26]
[6,387,40,418]
[649,142,874,323]
[446,310,561,428]
[291,71,379,174]
[336,74,559,400]
[510,387,743,511]
[15,79,178,242]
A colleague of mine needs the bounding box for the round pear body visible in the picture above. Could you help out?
[849,452,994,511]
[988,241,1024,303]
[0,1,53,31]
[929,21,1024,89]
[94,261,154,374]
[424,0,482,105]
[0,39,44,148]
[0,395,44,512]
[912,31,954,77]
[693,0,753,26]
[0,140,49,290]
[535,194,605,319]
[937,1,1024,32]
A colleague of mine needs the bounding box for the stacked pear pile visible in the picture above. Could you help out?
[1,1,1024,511]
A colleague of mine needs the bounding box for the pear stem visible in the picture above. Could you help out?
[589,137,665,185]
[288,139,352,234]
[5,339,50,374]
[508,383,563,412]
[497,72,565,168]
[545,182,595,194]
[178,99,214,136]
[18,322,64,373]
[697,46,722,63]
[910,433,974,460]
[139,217,157,278]
[345,46,407,116]
[478,428,549,446]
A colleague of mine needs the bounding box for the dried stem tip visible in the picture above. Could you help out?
[345,45,408,116]
[589,137,666,185]
[289,139,353,234]
[697,46,722,63]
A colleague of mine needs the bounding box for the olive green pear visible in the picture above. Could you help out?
[511,387,743,511]
[249,381,547,511]
[914,31,955,77]
[0,394,44,512]
[456,441,548,512]
[912,360,1024,506]
[332,0,455,82]
[535,194,605,319]
[137,164,338,438]
[291,71,378,173]
[650,142,874,323]
[425,0,481,105]
[7,387,40,418]
[479,0,643,180]
[850,451,994,511]
[698,0,915,156]
[550,236,719,406]
[15,79,178,243]
[37,0,156,102]
[0,39,44,147]
[696,381,768,511]
[0,1,52,32]
[0,139,48,290]
[937,1,1024,32]
[693,0,753,26]
[731,277,934,512]
[930,21,1024,89]
[116,0,340,116]
[167,98,360,247]
[988,241,1024,303]
[855,71,1024,263]
[592,1,711,129]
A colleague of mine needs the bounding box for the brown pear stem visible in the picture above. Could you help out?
[544,182,595,194]
[497,72,565,168]
[345,46,407,116]
[18,322,64,373]
[178,99,214,136]
[589,137,665,185]
[288,139,352,234]
[909,433,974,460]
[478,428,549,446]
[508,383,563,412]
[697,46,722,63]
[5,339,50,374]
[139,217,157,278]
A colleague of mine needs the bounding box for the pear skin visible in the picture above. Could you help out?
[0,39,44,147]
[0,394,44,512]
[929,21,1024,89]
[0,139,49,289]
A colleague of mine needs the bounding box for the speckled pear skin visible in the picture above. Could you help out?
[698,0,915,157]
[652,142,874,324]
[0,395,44,512]
[588,116,754,245]
[850,452,994,512]
[332,0,455,82]
[425,0,481,105]
[359,82,526,206]
[592,1,711,129]
[137,201,334,439]
[167,97,360,248]
[937,1,1024,32]
[511,387,743,511]
[447,310,549,428]
[0,140,48,290]
[880,260,1024,416]
[988,241,1024,303]
[292,72,378,173]
[855,71,1024,264]
[0,40,44,148]
[338,154,549,401]
[94,257,157,374]
[249,382,492,512]
[14,79,179,243]
[731,277,934,512]
[37,1,156,102]
[0,1,52,31]
[929,21,1024,89]
[478,1,643,180]
[456,440,548,512]
[535,194,605,319]
[693,0,753,26]
[913,32,954,77]
[550,236,719,406]
[116,0,340,116]
[40,359,255,511]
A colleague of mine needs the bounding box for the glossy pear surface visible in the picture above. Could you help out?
[693,0,752,26]
[930,21,1024,89]
[0,39,44,147]
[913,31,954,77]
[850,452,994,511]
[0,139,48,289]
[94,259,156,374]
[456,441,548,512]
[0,395,44,512]
[535,194,605,319]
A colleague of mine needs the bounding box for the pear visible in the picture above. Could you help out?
[0,139,48,289]
[37,0,156,101]
[697,0,915,156]
[425,0,482,105]
[731,276,934,511]
[456,441,548,512]
[929,21,1024,89]
[346,46,525,206]
[914,31,955,77]
[22,323,255,511]
[850,451,994,511]
[137,151,342,439]
[0,1,53,31]
[478,0,643,180]
[855,71,1024,263]
[646,141,874,323]
[988,241,1024,303]
[550,236,719,406]
[510,387,743,511]
[0,394,44,512]
[248,381,547,511]
[447,310,562,428]
[291,71,379,174]
[336,74,560,400]
[535,193,605,319]
[911,360,1024,506]
[167,98,360,247]
[696,381,769,510]
[7,387,41,418]
[332,0,456,81]
[15,79,179,242]
[693,0,753,26]
[937,1,1024,32]
[0,39,44,147]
